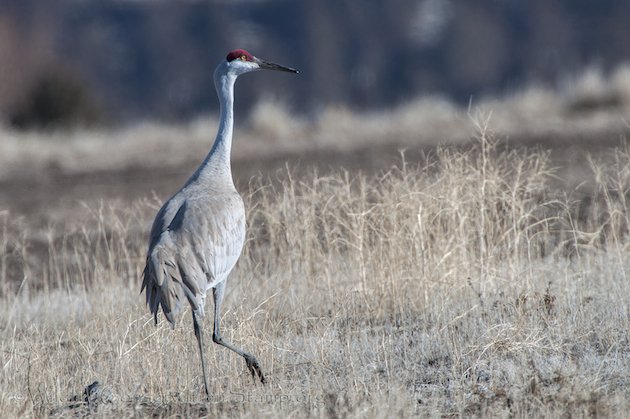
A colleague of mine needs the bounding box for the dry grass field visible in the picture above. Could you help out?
[2,68,630,417]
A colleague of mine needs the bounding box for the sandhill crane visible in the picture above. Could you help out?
[141,49,297,399]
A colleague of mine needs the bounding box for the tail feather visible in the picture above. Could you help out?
[140,250,206,326]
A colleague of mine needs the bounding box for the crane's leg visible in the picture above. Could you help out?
[212,281,266,384]
[192,310,211,400]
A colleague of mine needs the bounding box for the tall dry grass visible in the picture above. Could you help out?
[1,124,630,417]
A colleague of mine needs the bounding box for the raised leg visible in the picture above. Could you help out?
[192,310,210,400]
[213,280,266,384]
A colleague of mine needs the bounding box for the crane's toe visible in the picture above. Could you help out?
[244,354,266,385]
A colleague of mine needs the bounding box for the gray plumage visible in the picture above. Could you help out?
[141,49,297,399]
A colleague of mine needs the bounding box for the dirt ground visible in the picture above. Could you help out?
[1,127,626,229]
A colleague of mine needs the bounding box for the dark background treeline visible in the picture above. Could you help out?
[1,0,629,127]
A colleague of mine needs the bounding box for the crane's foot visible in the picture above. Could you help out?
[244,354,266,385]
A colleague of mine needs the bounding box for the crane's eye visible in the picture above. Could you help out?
[240,55,247,61]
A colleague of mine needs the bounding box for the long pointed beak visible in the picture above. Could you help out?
[255,57,299,74]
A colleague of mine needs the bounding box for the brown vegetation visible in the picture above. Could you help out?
[1,113,630,415]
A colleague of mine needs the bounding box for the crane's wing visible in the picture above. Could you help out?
[141,193,246,325]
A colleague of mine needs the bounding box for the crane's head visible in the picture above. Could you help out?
[225,49,299,76]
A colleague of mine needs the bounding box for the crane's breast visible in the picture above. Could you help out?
[182,192,246,288]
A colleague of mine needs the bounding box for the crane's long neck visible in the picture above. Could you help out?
[189,66,237,189]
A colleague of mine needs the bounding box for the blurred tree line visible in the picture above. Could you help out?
[1,0,629,128]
